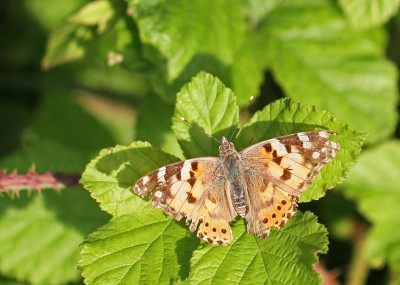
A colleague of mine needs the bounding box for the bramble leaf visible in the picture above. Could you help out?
[339,0,400,30]
[262,0,398,144]
[128,0,246,102]
[79,207,199,284]
[80,141,179,216]
[189,212,327,285]
[172,72,239,158]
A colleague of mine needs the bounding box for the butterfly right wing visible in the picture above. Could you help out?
[240,131,339,238]
[133,158,237,245]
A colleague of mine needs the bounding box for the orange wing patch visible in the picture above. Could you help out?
[244,173,298,238]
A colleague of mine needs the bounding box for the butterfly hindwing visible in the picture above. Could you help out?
[243,172,298,238]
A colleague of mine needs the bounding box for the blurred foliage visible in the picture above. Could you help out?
[0,0,399,284]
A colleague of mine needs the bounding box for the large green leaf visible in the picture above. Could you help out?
[80,141,180,216]
[129,0,246,101]
[242,0,282,24]
[188,212,327,285]
[262,0,398,144]
[339,0,400,30]
[0,190,107,285]
[79,207,199,284]
[342,141,400,273]
[172,72,239,158]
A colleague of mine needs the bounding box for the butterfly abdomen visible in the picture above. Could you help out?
[222,153,248,217]
[233,196,247,217]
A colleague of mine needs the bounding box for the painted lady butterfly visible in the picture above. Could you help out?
[133,131,339,245]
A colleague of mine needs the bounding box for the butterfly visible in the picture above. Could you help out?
[133,131,339,245]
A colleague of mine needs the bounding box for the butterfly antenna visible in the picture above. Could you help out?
[229,96,254,141]
[180,117,221,144]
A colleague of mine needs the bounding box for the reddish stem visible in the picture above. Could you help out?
[0,167,81,195]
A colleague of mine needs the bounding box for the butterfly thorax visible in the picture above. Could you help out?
[219,137,248,217]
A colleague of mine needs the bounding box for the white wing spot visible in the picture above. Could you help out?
[312,152,320,159]
[287,153,304,163]
[154,190,163,198]
[298,134,310,142]
[142,175,149,185]
[157,166,166,183]
[319,131,328,138]
[330,142,338,149]
[321,147,327,152]
[180,162,192,180]
[274,140,288,155]
[303,141,312,149]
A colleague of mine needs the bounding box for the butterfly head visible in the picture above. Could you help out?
[219,136,236,156]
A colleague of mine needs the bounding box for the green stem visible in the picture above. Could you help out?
[346,220,369,285]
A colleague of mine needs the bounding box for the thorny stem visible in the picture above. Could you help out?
[0,167,80,196]
[346,219,369,285]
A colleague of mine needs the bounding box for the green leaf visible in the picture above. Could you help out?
[129,0,246,101]
[0,190,108,285]
[68,0,115,33]
[339,0,400,30]
[262,0,398,144]
[79,207,199,284]
[172,72,239,158]
[42,0,124,69]
[42,23,93,70]
[342,141,400,271]
[242,0,282,25]
[189,212,328,285]
[100,17,149,71]
[80,141,180,216]
[236,98,365,201]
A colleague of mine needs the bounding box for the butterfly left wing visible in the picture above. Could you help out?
[240,131,339,237]
[133,158,237,245]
